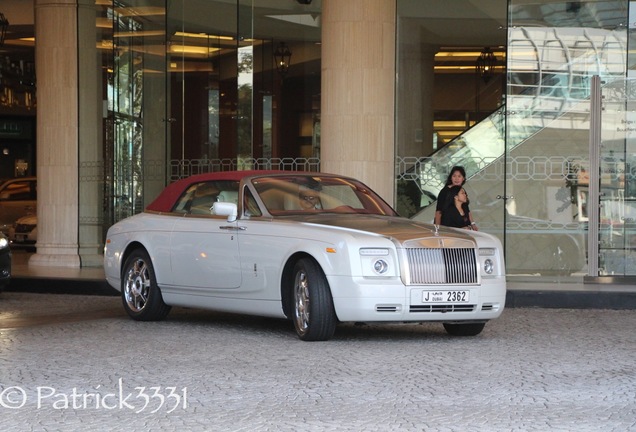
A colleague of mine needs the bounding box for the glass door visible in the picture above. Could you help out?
[166,0,238,178]
[165,0,321,177]
[596,78,636,276]
[505,0,627,278]
[395,0,508,246]
[108,0,168,219]
[591,2,636,277]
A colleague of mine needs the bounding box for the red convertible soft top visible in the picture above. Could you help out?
[145,170,289,212]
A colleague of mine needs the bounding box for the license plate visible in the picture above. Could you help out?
[422,290,469,303]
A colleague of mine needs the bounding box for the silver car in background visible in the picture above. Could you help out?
[0,177,37,236]
[9,214,37,250]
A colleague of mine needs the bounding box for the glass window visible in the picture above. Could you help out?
[99,0,322,229]
[505,0,627,278]
[244,187,262,217]
[395,0,507,219]
[172,180,239,214]
[401,0,630,279]
[252,175,397,216]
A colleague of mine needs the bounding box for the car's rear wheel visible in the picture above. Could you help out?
[122,249,171,321]
[292,258,337,341]
[443,322,485,336]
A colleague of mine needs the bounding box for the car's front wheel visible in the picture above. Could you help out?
[443,322,485,336]
[121,249,171,321]
[292,258,337,341]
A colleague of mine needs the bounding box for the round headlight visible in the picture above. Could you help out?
[373,259,388,274]
[0,237,8,249]
[484,259,494,274]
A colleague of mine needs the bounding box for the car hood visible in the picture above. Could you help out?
[15,214,37,225]
[281,214,475,245]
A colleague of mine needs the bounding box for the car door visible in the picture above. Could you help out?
[170,215,242,290]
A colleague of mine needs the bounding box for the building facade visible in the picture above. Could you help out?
[0,0,635,285]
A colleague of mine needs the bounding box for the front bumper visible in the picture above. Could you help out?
[327,275,506,323]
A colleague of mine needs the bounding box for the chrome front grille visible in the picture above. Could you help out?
[406,248,477,285]
[409,304,476,313]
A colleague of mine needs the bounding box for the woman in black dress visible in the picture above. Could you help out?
[440,185,473,229]
[435,166,477,230]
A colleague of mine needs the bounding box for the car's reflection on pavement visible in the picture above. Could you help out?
[0,292,123,329]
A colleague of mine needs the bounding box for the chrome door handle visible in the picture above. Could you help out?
[220,226,246,231]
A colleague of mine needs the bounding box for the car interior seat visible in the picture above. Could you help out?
[284,192,302,210]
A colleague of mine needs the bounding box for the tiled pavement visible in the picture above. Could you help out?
[2,251,636,430]
[1,290,635,431]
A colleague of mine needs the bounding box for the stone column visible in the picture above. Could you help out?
[321,0,396,203]
[30,0,80,268]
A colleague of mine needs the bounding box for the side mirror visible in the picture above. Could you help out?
[212,202,238,222]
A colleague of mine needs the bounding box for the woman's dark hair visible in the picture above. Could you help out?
[444,166,467,187]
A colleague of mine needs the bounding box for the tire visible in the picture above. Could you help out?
[121,249,171,321]
[443,322,485,336]
[292,258,337,341]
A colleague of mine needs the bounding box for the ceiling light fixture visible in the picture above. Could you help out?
[273,41,292,78]
[476,47,497,83]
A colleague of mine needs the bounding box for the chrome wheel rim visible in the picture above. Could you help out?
[124,258,150,313]
[294,269,310,334]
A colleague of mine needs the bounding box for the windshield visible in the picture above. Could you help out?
[252,175,397,216]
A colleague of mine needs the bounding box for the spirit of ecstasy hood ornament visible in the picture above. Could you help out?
[433,224,439,236]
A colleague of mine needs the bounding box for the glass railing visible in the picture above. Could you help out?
[396,106,509,219]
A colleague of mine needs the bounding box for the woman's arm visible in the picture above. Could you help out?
[468,211,478,231]
[434,210,442,225]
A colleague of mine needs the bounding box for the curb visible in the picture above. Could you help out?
[6,276,636,309]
